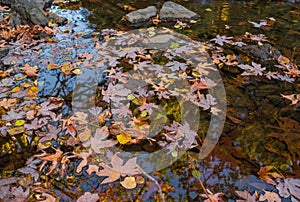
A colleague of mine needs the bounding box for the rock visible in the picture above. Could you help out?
[237,44,281,62]
[159,1,198,22]
[0,0,51,26]
[48,13,68,25]
[126,6,157,24]
[0,48,9,59]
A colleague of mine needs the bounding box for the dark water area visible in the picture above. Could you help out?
[0,0,300,201]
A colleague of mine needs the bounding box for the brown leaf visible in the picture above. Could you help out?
[235,190,257,202]
[90,126,117,153]
[200,189,224,202]
[77,192,99,202]
[120,176,137,189]
[259,190,281,202]
[257,166,283,185]
[276,178,300,201]
[73,151,91,173]
[35,148,63,175]
[0,98,16,109]
[20,63,39,77]
[96,154,139,184]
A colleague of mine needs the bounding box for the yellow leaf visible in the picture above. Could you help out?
[47,63,60,70]
[117,133,132,144]
[278,55,290,65]
[72,69,83,75]
[61,64,73,75]
[7,127,24,135]
[120,177,137,189]
[21,82,31,88]
[14,120,25,127]
[11,86,21,93]
[27,86,40,96]
[98,115,105,122]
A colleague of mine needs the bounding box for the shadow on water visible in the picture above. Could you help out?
[0,0,300,201]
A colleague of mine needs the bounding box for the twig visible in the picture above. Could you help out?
[136,164,165,202]
[188,154,213,202]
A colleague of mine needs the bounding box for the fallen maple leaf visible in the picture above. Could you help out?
[259,190,281,202]
[0,98,16,109]
[257,166,283,185]
[200,189,224,202]
[235,190,257,202]
[35,148,63,175]
[90,126,117,153]
[97,153,139,184]
[20,63,39,77]
[276,178,300,201]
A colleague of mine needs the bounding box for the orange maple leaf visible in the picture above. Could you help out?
[21,63,39,77]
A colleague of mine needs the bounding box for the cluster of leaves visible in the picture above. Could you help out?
[234,166,300,202]
[0,9,56,47]
[0,5,299,200]
[0,13,222,199]
[209,34,299,84]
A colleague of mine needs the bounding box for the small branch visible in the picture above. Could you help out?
[136,164,165,202]
[188,154,213,202]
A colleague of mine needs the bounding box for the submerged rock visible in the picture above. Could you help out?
[125,6,157,24]
[237,44,281,62]
[159,1,198,22]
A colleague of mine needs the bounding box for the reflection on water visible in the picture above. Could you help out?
[0,0,299,200]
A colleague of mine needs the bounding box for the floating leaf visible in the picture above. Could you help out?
[259,190,281,202]
[191,170,201,178]
[117,133,132,144]
[7,127,24,135]
[77,192,99,202]
[96,154,139,184]
[170,42,179,49]
[14,120,25,127]
[120,177,137,189]
[72,69,83,75]
[20,63,39,77]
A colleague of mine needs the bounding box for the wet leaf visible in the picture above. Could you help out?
[200,189,224,202]
[117,133,132,144]
[90,126,117,153]
[14,120,25,127]
[259,190,281,201]
[257,166,283,185]
[210,35,233,46]
[120,176,137,189]
[235,190,257,202]
[7,127,24,135]
[192,170,201,178]
[35,148,63,175]
[0,98,16,109]
[72,69,83,75]
[276,178,300,201]
[77,192,99,202]
[20,63,39,77]
[170,43,179,49]
[97,154,139,184]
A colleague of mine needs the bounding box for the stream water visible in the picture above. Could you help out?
[0,0,300,201]
[60,0,300,201]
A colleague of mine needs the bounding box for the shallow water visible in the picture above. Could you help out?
[0,0,300,201]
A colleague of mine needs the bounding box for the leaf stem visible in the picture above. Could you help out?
[136,164,165,202]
